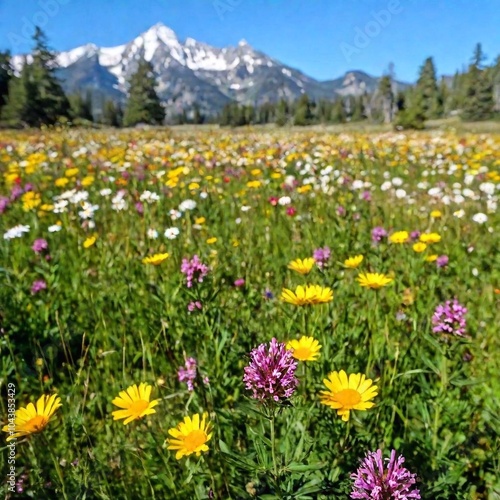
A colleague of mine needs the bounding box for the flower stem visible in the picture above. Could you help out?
[269,411,282,497]
[41,433,68,500]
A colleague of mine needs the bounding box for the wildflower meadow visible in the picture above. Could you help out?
[0,128,499,499]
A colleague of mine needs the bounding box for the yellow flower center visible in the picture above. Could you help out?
[184,430,207,452]
[333,389,361,408]
[129,399,150,416]
[293,347,312,361]
[24,415,49,433]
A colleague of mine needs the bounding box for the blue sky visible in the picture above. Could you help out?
[0,0,499,82]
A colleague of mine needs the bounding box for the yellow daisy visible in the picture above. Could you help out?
[357,272,393,289]
[425,254,438,262]
[281,285,333,306]
[2,394,61,441]
[287,258,316,275]
[419,232,441,244]
[286,336,322,361]
[83,235,97,248]
[389,231,409,244]
[111,383,160,425]
[167,413,213,460]
[142,253,170,265]
[320,370,378,421]
[344,255,364,269]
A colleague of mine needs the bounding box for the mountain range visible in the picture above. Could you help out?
[11,23,409,118]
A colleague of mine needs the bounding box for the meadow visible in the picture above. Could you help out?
[0,127,499,499]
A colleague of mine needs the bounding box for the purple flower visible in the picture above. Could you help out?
[432,298,467,337]
[234,278,245,287]
[31,280,47,294]
[180,255,209,288]
[351,449,421,499]
[361,190,372,202]
[135,201,144,215]
[264,288,274,300]
[24,183,34,192]
[371,226,388,243]
[178,357,197,391]
[243,338,298,403]
[313,246,331,269]
[337,205,346,217]
[0,196,9,213]
[10,185,23,200]
[32,238,48,254]
[410,231,421,241]
[436,255,449,268]
[187,300,202,312]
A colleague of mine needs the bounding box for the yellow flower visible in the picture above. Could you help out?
[344,255,364,269]
[65,168,79,177]
[40,204,54,211]
[167,413,213,460]
[111,383,160,425]
[286,336,322,361]
[357,272,393,289]
[297,185,312,193]
[81,176,95,187]
[2,394,61,441]
[188,182,200,190]
[250,168,262,176]
[389,231,409,244]
[320,370,378,422]
[83,235,97,248]
[271,172,282,179]
[21,191,41,211]
[426,254,438,262]
[420,232,441,244]
[55,177,69,187]
[142,253,170,265]
[412,242,427,253]
[194,217,206,225]
[287,257,315,275]
[246,180,262,188]
[430,210,442,218]
[206,237,217,244]
[281,285,333,306]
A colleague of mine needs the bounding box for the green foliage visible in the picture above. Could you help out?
[123,59,165,127]
[416,57,440,119]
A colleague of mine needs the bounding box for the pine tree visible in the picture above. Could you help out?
[394,87,425,130]
[351,95,365,121]
[330,99,346,123]
[0,51,12,112]
[69,92,93,122]
[416,57,440,119]
[294,94,313,126]
[102,100,121,126]
[29,26,70,125]
[462,44,494,121]
[378,75,394,123]
[123,59,165,127]
[1,58,33,127]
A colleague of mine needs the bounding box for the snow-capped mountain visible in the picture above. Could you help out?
[11,23,408,118]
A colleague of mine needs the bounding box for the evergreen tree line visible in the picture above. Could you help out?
[1,27,500,129]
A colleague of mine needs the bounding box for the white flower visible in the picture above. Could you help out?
[278,196,291,206]
[472,268,479,277]
[78,202,99,219]
[53,200,69,213]
[391,177,403,186]
[241,205,251,212]
[453,209,465,218]
[351,180,364,190]
[472,213,488,224]
[100,188,112,197]
[140,190,160,203]
[3,224,30,240]
[179,199,197,211]
[428,187,441,197]
[235,218,242,224]
[112,199,127,211]
[486,199,497,213]
[70,191,89,204]
[169,209,182,220]
[200,192,208,199]
[395,189,407,199]
[164,227,180,239]
[380,181,392,191]
[48,224,62,233]
[147,228,159,239]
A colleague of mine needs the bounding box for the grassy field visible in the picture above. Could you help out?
[0,127,499,499]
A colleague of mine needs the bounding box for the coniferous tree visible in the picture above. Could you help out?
[294,94,313,126]
[123,59,165,126]
[394,87,425,130]
[330,98,346,123]
[69,92,93,122]
[416,57,440,119]
[0,51,12,112]
[462,44,494,121]
[1,58,33,126]
[378,75,394,123]
[351,95,366,121]
[102,99,121,127]
[29,26,70,125]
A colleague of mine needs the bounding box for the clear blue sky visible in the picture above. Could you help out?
[0,0,498,82]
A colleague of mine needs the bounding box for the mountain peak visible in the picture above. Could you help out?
[238,39,249,47]
[141,22,178,45]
